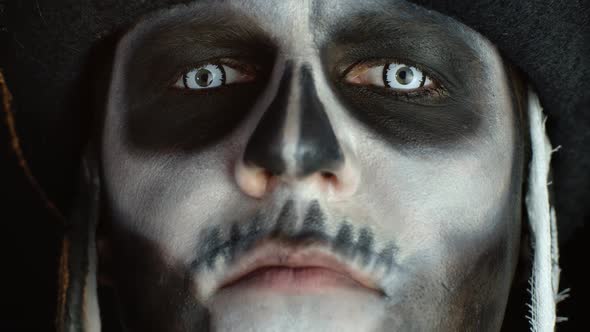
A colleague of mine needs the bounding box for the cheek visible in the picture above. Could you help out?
[352,105,522,328]
[101,136,246,261]
[372,153,518,298]
[107,228,212,332]
[357,140,518,247]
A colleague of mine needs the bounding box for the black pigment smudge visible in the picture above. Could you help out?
[377,245,396,274]
[244,213,264,250]
[302,200,326,233]
[227,222,242,263]
[204,227,221,269]
[273,199,296,236]
[356,227,374,265]
[333,222,354,257]
[190,203,397,277]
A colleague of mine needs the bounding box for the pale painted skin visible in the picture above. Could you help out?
[100,0,525,331]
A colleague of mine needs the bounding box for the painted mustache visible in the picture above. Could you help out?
[190,200,398,278]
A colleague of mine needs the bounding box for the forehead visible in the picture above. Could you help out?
[127,0,488,55]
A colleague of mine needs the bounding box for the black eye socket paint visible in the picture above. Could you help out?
[318,11,496,152]
[190,200,398,277]
[120,15,276,153]
[332,81,483,151]
[124,81,268,152]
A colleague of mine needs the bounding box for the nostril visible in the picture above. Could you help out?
[321,171,336,181]
[320,171,339,188]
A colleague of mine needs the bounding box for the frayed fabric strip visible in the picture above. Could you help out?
[525,89,561,332]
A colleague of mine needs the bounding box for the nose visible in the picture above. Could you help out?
[235,63,359,199]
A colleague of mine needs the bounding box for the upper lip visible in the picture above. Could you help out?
[215,238,383,294]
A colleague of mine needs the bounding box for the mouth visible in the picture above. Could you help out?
[216,239,384,295]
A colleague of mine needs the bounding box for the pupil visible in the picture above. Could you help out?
[396,66,414,85]
[195,68,213,87]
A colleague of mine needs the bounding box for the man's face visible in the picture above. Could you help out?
[101,0,525,331]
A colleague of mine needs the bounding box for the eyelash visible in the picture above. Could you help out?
[342,59,446,98]
[171,58,446,100]
[171,59,258,90]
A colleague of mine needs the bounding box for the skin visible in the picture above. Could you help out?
[100,0,525,331]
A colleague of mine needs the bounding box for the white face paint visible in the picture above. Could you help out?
[100,0,525,331]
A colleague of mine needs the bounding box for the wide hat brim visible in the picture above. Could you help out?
[0,0,588,241]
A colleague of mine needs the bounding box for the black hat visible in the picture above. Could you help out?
[1,0,588,331]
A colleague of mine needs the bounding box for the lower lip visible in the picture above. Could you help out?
[221,266,368,293]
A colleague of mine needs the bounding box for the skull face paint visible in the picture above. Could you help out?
[100,0,525,331]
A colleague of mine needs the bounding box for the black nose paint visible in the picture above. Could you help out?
[242,63,344,177]
[243,62,294,175]
[297,65,344,177]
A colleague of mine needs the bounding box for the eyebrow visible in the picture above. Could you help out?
[124,3,276,65]
[318,8,485,94]
[316,3,482,64]
[119,4,277,93]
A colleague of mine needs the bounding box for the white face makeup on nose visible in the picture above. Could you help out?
[100,0,525,331]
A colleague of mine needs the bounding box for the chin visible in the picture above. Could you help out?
[208,286,388,332]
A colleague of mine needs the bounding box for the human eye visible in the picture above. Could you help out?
[344,61,438,93]
[173,61,256,90]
